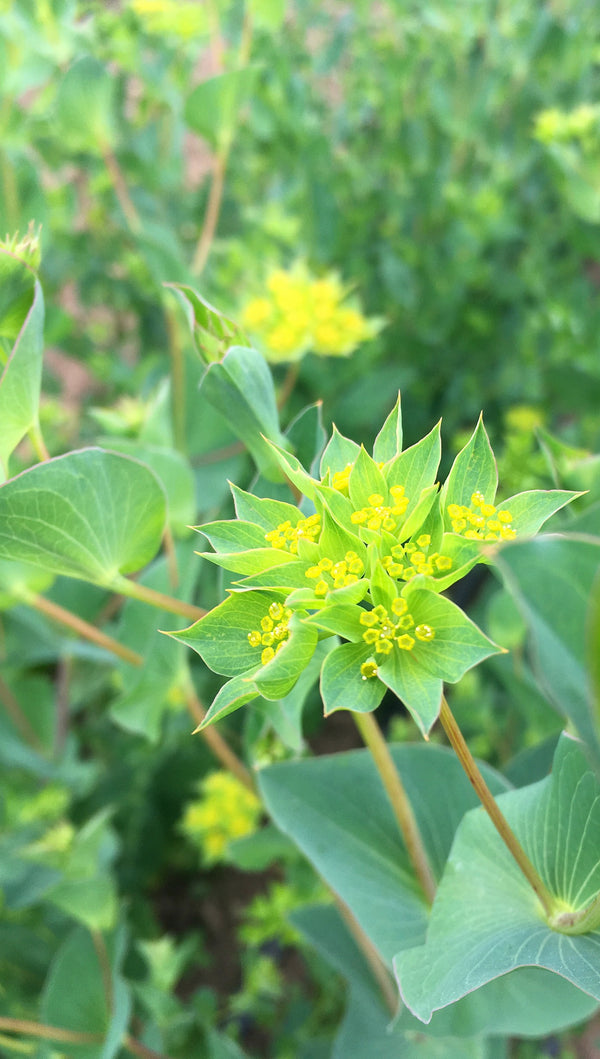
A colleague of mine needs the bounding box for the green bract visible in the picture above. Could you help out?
[168,397,578,735]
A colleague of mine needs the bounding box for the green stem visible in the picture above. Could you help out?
[28,593,143,668]
[164,301,186,453]
[439,694,556,917]
[27,422,50,462]
[352,711,436,904]
[111,576,205,622]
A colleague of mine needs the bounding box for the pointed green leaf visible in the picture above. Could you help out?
[378,648,443,736]
[264,436,319,498]
[402,588,502,683]
[199,346,287,479]
[199,519,272,553]
[41,927,108,1054]
[168,589,286,677]
[230,483,317,542]
[501,488,581,536]
[168,283,247,364]
[321,641,386,715]
[0,449,166,587]
[395,735,600,1022]
[441,416,497,514]
[386,420,442,500]
[373,393,403,464]
[0,258,43,478]
[400,482,440,541]
[196,673,260,730]
[348,446,388,509]
[496,534,600,760]
[252,610,318,699]
[319,424,361,479]
[203,546,297,576]
[236,558,314,591]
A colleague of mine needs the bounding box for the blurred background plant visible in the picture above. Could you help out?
[2,0,600,1056]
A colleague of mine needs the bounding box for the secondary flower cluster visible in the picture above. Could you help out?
[240,265,380,362]
[180,771,262,864]
[170,399,576,737]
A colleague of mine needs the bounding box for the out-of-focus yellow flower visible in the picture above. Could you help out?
[534,104,600,145]
[131,0,209,40]
[241,264,381,363]
[504,405,544,434]
[180,770,262,865]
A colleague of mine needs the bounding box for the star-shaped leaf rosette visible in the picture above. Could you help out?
[169,397,579,737]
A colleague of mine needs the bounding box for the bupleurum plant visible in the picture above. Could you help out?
[170,395,588,930]
[170,397,575,738]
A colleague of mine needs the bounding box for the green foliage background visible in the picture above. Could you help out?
[2,1,600,1057]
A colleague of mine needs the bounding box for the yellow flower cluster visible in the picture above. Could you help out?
[448,492,515,541]
[305,551,365,596]
[351,488,410,532]
[247,601,293,665]
[181,771,262,864]
[264,513,321,552]
[382,536,453,581]
[241,267,377,362]
[534,104,600,145]
[131,0,208,39]
[359,600,436,658]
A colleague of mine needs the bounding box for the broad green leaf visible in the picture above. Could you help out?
[321,640,386,715]
[502,488,581,537]
[441,416,497,514]
[0,259,43,478]
[168,589,287,677]
[185,68,256,149]
[48,875,117,931]
[0,449,166,588]
[259,744,509,964]
[97,440,196,537]
[395,735,600,1022]
[295,904,595,1045]
[402,588,502,683]
[319,423,360,479]
[199,346,288,479]
[41,927,108,1055]
[373,392,403,464]
[167,283,247,364]
[378,647,444,736]
[496,534,600,761]
[208,1029,249,1059]
[54,56,115,151]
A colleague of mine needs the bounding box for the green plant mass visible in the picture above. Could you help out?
[2,2,600,1057]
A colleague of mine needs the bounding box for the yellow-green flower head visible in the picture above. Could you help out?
[131,0,209,39]
[240,263,379,363]
[181,771,262,865]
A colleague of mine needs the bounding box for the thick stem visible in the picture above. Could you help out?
[0,1017,102,1045]
[439,694,556,917]
[184,682,255,792]
[333,893,398,1015]
[111,576,205,622]
[101,144,141,234]
[162,524,179,590]
[28,593,143,668]
[92,929,113,1012]
[352,711,436,904]
[192,150,227,276]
